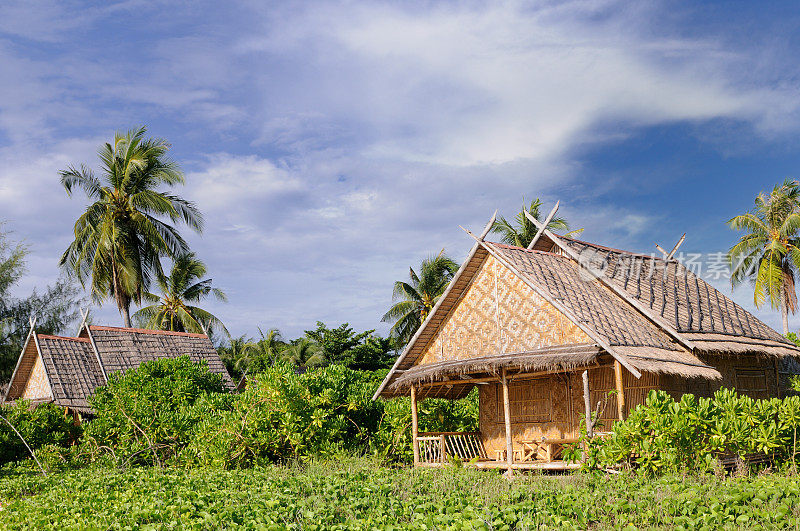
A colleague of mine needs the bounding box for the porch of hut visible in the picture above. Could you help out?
[399,346,630,471]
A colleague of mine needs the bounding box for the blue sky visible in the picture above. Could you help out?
[2,0,800,339]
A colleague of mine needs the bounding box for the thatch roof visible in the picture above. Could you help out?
[83,325,233,385]
[374,227,799,400]
[3,325,234,413]
[37,335,106,413]
[563,239,798,355]
[391,344,602,397]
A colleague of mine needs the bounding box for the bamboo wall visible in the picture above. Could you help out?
[479,371,593,456]
[21,352,52,400]
[417,254,590,366]
[661,354,781,400]
[477,354,783,456]
[5,337,41,401]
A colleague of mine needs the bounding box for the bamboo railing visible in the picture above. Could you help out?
[416,431,487,465]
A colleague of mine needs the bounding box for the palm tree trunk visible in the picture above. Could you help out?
[782,283,790,335]
[783,303,790,336]
[121,304,132,328]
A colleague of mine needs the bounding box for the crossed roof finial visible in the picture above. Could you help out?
[655,233,686,261]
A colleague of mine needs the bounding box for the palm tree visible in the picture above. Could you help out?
[244,328,286,373]
[492,197,578,248]
[133,252,227,335]
[59,127,202,327]
[728,179,800,334]
[280,339,326,369]
[218,334,254,381]
[381,250,459,345]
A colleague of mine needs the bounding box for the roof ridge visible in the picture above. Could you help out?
[563,237,672,261]
[36,334,91,343]
[89,325,208,338]
[489,242,560,255]
[491,236,672,262]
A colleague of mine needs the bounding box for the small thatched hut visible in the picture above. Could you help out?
[2,324,234,418]
[373,213,800,470]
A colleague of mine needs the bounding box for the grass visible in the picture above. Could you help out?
[1,458,799,529]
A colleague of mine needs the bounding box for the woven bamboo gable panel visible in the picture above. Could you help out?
[417,254,590,366]
[4,337,39,401]
[21,351,52,400]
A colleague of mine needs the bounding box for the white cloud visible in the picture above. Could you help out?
[2,0,800,339]
[239,1,795,167]
[186,154,304,211]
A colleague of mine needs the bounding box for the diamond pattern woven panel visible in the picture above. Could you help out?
[491,243,681,351]
[4,338,40,401]
[416,254,591,366]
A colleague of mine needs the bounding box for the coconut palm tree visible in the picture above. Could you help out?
[728,179,800,334]
[280,339,326,370]
[381,250,459,345]
[492,197,578,248]
[59,127,202,327]
[243,328,286,373]
[133,252,227,336]
[218,334,254,381]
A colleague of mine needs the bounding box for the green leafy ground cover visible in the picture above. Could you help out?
[1,459,799,530]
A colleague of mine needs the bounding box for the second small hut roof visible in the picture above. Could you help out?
[4,325,235,413]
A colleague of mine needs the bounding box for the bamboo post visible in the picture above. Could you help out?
[582,370,593,438]
[410,386,420,467]
[440,434,446,465]
[501,368,514,473]
[614,360,626,421]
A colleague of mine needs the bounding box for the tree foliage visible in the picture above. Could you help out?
[183,364,476,468]
[0,400,81,466]
[491,197,577,248]
[236,328,286,376]
[0,227,83,384]
[85,356,228,466]
[59,126,202,327]
[218,334,257,381]
[218,323,396,378]
[728,179,800,334]
[584,388,800,475]
[35,358,477,469]
[381,252,459,346]
[304,321,396,370]
[133,251,228,336]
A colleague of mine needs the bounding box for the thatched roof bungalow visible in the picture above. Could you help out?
[374,212,800,470]
[2,324,234,416]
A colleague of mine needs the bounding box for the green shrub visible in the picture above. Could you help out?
[7,357,477,470]
[589,388,800,474]
[182,364,478,468]
[0,400,80,466]
[183,364,383,467]
[84,356,229,466]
